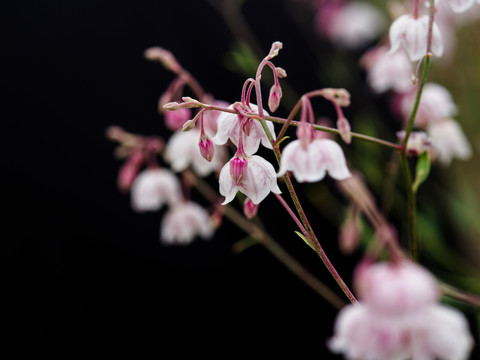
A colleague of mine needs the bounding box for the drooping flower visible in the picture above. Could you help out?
[164,128,225,177]
[219,154,281,205]
[277,138,351,183]
[130,168,182,212]
[389,14,444,61]
[211,103,276,155]
[428,118,472,165]
[329,260,474,360]
[160,201,214,245]
[361,46,414,93]
[400,82,457,127]
[396,130,432,156]
[326,1,386,49]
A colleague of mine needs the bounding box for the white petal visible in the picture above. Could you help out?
[211,106,237,146]
[219,161,239,205]
[244,155,280,204]
[388,14,410,55]
[431,21,444,57]
[314,139,351,180]
[404,16,429,61]
[446,0,476,12]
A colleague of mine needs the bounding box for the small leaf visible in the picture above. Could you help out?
[294,231,314,250]
[413,151,431,193]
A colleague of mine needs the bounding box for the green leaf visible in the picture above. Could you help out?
[294,231,314,250]
[413,151,431,193]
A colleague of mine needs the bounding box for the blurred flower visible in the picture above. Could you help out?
[130,168,182,212]
[329,260,474,360]
[164,108,191,131]
[428,118,472,165]
[160,201,214,245]
[396,130,432,156]
[164,128,225,176]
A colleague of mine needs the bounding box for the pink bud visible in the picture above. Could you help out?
[229,156,248,185]
[242,117,254,136]
[165,108,192,131]
[338,207,360,254]
[243,198,259,219]
[143,47,181,73]
[336,117,352,144]
[117,150,144,192]
[198,132,215,162]
[267,41,283,59]
[268,84,282,112]
[296,121,313,149]
[322,88,351,107]
[275,67,287,78]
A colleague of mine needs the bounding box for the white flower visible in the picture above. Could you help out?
[396,130,432,156]
[164,128,225,177]
[160,201,214,245]
[428,118,472,165]
[277,139,351,183]
[211,103,276,155]
[389,14,443,61]
[400,82,457,127]
[219,155,281,205]
[329,260,474,360]
[328,1,386,49]
[130,168,182,212]
[362,46,414,93]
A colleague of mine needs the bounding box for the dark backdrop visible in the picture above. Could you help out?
[3,1,360,359]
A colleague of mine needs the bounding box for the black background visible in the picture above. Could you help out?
[3,0,355,359]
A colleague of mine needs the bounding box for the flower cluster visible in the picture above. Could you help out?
[329,260,474,360]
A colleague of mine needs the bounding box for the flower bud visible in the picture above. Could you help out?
[338,207,360,254]
[229,156,248,185]
[117,150,144,192]
[182,119,196,132]
[267,41,283,59]
[268,84,282,112]
[143,47,181,73]
[322,88,351,107]
[165,108,192,131]
[163,102,182,111]
[396,130,431,156]
[198,131,215,162]
[296,121,312,149]
[275,67,287,78]
[336,116,352,144]
[243,198,259,219]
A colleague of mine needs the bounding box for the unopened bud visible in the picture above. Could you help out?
[117,150,144,192]
[163,102,182,111]
[267,41,283,60]
[275,67,287,78]
[165,108,192,131]
[397,130,431,156]
[243,198,259,219]
[322,88,351,107]
[268,84,282,113]
[143,47,181,73]
[338,207,361,254]
[229,156,248,185]
[182,119,196,132]
[336,117,352,144]
[198,132,215,162]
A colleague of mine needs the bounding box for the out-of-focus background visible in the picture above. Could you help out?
[3,0,480,358]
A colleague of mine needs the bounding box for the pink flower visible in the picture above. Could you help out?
[400,82,457,127]
[164,128,226,177]
[160,202,214,245]
[130,168,182,212]
[428,118,472,165]
[164,108,191,131]
[327,1,386,49]
[277,139,351,183]
[354,261,439,315]
[329,260,474,360]
[442,0,476,12]
[389,14,443,61]
[361,46,414,93]
[212,103,276,155]
[219,155,281,205]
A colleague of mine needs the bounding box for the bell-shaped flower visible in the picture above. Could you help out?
[329,260,474,360]
[361,46,414,93]
[219,154,281,205]
[396,130,432,156]
[442,0,476,12]
[277,138,351,183]
[389,14,443,61]
[428,118,472,165]
[400,82,457,127]
[160,201,214,245]
[130,168,182,212]
[212,103,276,155]
[327,1,386,49]
[164,128,226,177]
